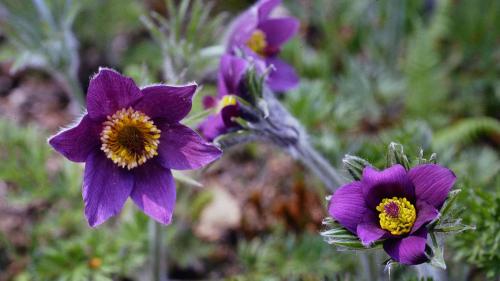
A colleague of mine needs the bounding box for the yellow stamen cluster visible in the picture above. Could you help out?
[100,107,161,170]
[376,197,416,235]
[217,95,238,113]
[246,29,267,56]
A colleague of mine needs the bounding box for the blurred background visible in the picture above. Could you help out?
[0,0,498,280]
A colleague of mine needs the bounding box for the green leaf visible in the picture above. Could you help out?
[433,117,500,150]
[432,220,475,234]
[417,149,437,165]
[172,171,203,188]
[428,189,471,231]
[439,189,462,219]
[429,153,437,164]
[342,154,372,180]
[321,218,382,250]
[214,130,259,149]
[182,108,215,127]
[244,66,264,104]
[426,233,447,269]
[386,142,411,170]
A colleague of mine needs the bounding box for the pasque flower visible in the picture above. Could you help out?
[198,54,247,141]
[226,0,299,92]
[329,164,456,265]
[49,68,221,227]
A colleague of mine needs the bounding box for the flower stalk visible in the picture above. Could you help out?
[258,88,345,191]
[149,220,168,281]
[290,136,345,191]
[216,86,344,191]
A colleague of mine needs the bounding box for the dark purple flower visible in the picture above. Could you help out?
[198,54,247,141]
[226,0,299,92]
[49,68,222,227]
[329,164,456,265]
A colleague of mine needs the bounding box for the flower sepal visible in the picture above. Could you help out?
[243,66,265,104]
[172,170,203,188]
[428,189,475,235]
[386,142,411,170]
[342,154,371,181]
[242,65,276,119]
[321,217,383,250]
[214,130,260,148]
[425,232,447,269]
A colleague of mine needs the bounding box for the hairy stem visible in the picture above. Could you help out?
[219,88,346,191]
[257,89,345,191]
[290,137,345,191]
[149,220,168,281]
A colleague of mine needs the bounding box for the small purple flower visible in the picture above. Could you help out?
[49,68,222,227]
[198,54,247,141]
[226,0,299,92]
[329,164,456,265]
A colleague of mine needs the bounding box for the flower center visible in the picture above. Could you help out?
[100,107,161,170]
[216,95,238,113]
[246,29,267,56]
[376,197,416,235]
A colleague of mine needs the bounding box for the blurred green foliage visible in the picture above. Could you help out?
[0,0,499,280]
[141,0,226,83]
[0,0,85,111]
[235,231,356,281]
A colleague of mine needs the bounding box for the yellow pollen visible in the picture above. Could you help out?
[100,107,161,170]
[216,95,238,113]
[376,197,416,235]
[246,29,267,56]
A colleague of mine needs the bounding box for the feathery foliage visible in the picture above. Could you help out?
[0,0,83,103]
[141,0,226,83]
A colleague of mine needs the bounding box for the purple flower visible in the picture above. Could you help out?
[49,68,222,227]
[226,0,299,92]
[198,54,247,141]
[329,164,456,265]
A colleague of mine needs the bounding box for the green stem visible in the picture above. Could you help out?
[293,138,345,191]
[256,89,345,191]
[149,220,168,281]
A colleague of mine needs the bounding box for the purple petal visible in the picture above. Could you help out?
[217,69,230,97]
[265,57,299,92]
[258,18,299,49]
[48,114,100,162]
[157,123,222,170]
[383,228,429,265]
[361,165,416,210]
[256,0,281,20]
[409,164,456,208]
[218,55,249,98]
[227,8,259,51]
[357,211,388,246]
[328,182,368,234]
[198,114,227,142]
[131,162,176,225]
[83,152,134,227]
[86,68,142,121]
[135,84,197,123]
[411,201,439,234]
